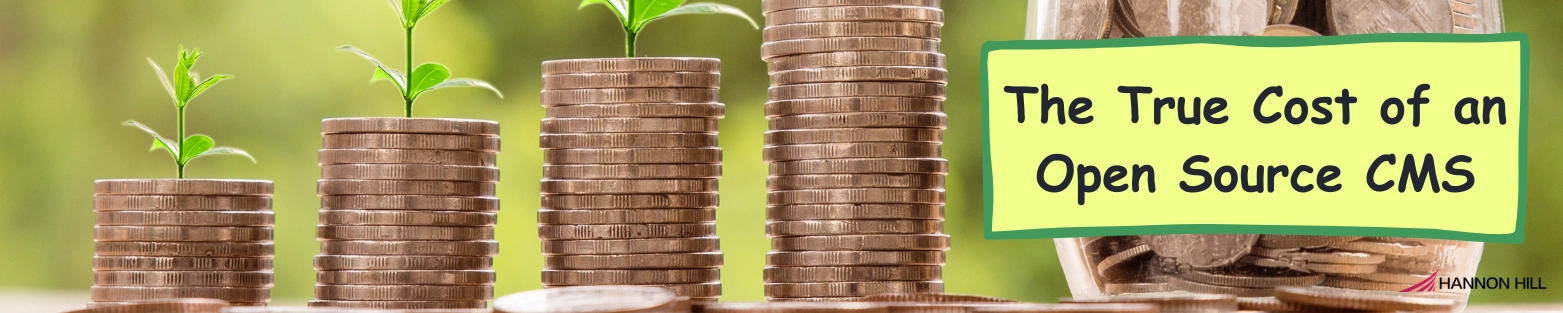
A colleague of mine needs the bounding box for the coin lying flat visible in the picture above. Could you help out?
[765,142,941,161]
[95,211,274,226]
[547,103,726,119]
[769,189,945,205]
[541,193,720,210]
[765,266,942,283]
[540,237,721,255]
[770,174,945,190]
[772,82,945,101]
[318,180,496,196]
[1273,286,1456,312]
[322,133,500,151]
[540,133,719,149]
[767,97,944,117]
[771,66,948,85]
[317,225,493,241]
[544,164,722,179]
[307,300,489,309]
[765,281,942,298]
[542,58,720,75]
[770,113,948,129]
[1177,264,1324,288]
[315,270,495,286]
[540,179,718,194]
[767,220,942,237]
[766,128,943,145]
[94,195,272,211]
[320,195,499,211]
[318,240,499,256]
[1103,283,1171,294]
[94,242,275,257]
[970,303,1157,313]
[762,0,941,13]
[314,285,492,301]
[1260,24,1322,36]
[321,118,499,135]
[538,223,716,240]
[94,226,272,242]
[861,292,1016,303]
[1320,276,1410,291]
[768,51,945,73]
[768,251,945,266]
[1165,276,1272,297]
[771,158,948,175]
[93,271,273,287]
[544,252,724,270]
[765,6,946,26]
[1256,235,1363,249]
[95,179,273,196]
[1327,0,1453,34]
[763,37,941,59]
[1327,238,1430,256]
[1240,255,1377,274]
[774,234,949,251]
[1060,292,1239,312]
[1250,248,1386,265]
[765,22,942,42]
[318,210,497,226]
[90,286,269,303]
[319,149,496,166]
[769,204,944,220]
[538,209,716,224]
[543,72,721,89]
[543,118,718,134]
[314,255,492,270]
[541,269,721,285]
[63,298,231,313]
[701,302,890,313]
[494,285,678,313]
[320,164,500,182]
[541,88,719,106]
[544,148,723,164]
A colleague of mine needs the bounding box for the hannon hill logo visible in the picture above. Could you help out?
[1400,271,1548,292]
[1400,271,1440,292]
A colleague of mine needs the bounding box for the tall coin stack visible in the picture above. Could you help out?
[91,179,275,306]
[760,0,950,301]
[538,58,727,300]
[313,118,501,309]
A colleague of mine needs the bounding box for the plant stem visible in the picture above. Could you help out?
[625,29,638,58]
[404,26,415,118]
[176,104,186,179]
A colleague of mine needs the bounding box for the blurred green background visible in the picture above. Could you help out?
[0,0,1556,304]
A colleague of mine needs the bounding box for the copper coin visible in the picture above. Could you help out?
[320,195,499,212]
[969,303,1156,313]
[756,297,867,302]
[765,6,945,26]
[1240,255,1377,274]
[767,251,944,266]
[765,281,942,297]
[319,149,497,166]
[767,220,942,237]
[94,195,271,211]
[540,133,718,149]
[862,292,1016,303]
[1178,265,1325,288]
[1165,276,1273,297]
[768,51,945,73]
[544,252,724,270]
[542,58,720,75]
[94,242,275,257]
[1031,0,1113,39]
[1060,293,1238,312]
[320,164,499,182]
[1327,238,1430,257]
[771,158,948,175]
[544,148,723,164]
[319,240,498,256]
[541,193,719,210]
[1102,283,1171,294]
[493,285,678,313]
[762,0,941,13]
[314,255,491,270]
[767,97,943,117]
[542,269,720,285]
[314,285,492,301]
[319,210,496,227]
[764,143,941,161]
[1256,235,1363,249]
[1143,234,1258,269]
[93,256,271,271]
[95,179,272,196]
[543,72,721,89]
[547,103,726,119]
[763,37,940,59]
[538,223,716,240]
[307,300,488,309]
[1320,276,1409,291]
[541,88,718,106]
[89,286,268,303]
[94,226,271,242]
[322,134,499,151]
[1328,0,1453,35]
[63,298,230,313]
[771,66,947,85]
[768,204,943,220]
[766,22,940,42]
[94,271,273,287]
[769,189,945,205]
[1094,244,1151,278]
[541,179,718,194]
[543,118,718,134]
[316,225,493,241]
[766,128,942,145]
[1268,0,1301,24]
[540,237,721,255]
[321,118,499,135]
[538,209,716,224]
[1338,272,1429,285]
[764,266,942,283]
[770,113,947,129]
[635,283,722,298]
[544,164,722,179]
[701,302,890,313]
[1260,24,1322,36]
[770,174,944,190]
[1113,0,1267,37]
[317,180,495,196]
[95,211,274,226]
[1251,248,1386,265]
[1273,286,1456,312]
[770,82,945,100]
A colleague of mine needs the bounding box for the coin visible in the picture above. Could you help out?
[862,292,1016,303]
[317,180,496,196]
[541,88,719,106]
[756,297,870,302]
[765,22,941,42]
[321,118,499,136]
[1113,0,1268,37]
[1240,255,1377,274]
[773,234,949,251]
[1234,296,1328,313]
[315,285,492,301]
[547,103,726,119]
[94,226,271,242]
[322,134,500,151]
[1260,24,1322,36]
[495,285,679,313]
[1095,244,1151,278]
[1256,235,1363,249]
[1268,0,1300,24]
[542,118,719,133]
[90,286,269,302]
[969,303,1157,313]
[1272,286,1456,312]
[538,209,716,224]
[768,189,945,205]
[540,133,718,149]
[1034,0,1113,39]
[314,255,492,270]
[544,252,724,270]
[94,271,273,287]
[765,143,941,162]
[767,129,942,145]
[771,158,948,175]
[1451,0,1480,33]
[320,195,499,211]
[95,242,275,257]
[770,113,947,129]
[701,302,890,313]
[1338,272,1429,285]
[764,266,941,283]
[541,193,720,210]
[767,220,942,237]
[771,82,945,100]
[1327,238,1430,257]
[768,51,945,73]
[318,210,496,226]
[649,282,725,299]
[540,237,721,255]
[320,164,500,182]
[1103,283,1171,294]
[319,149,497,166]
[541,269,721,285]
[768,204,943,220]
[1060,292,1239,312]
[763,37,940,59]
[538,223,716,240]
[543,72,721,89]
[544,148,723,164]
[95,180,273,196]
[767,251,944,266]
[94,195,271,211]
[316,225,493,241]
[1250,248,1386,265]
[307,300,488,309]
[95,211,274,226]
[1165,276,1272,297]
[540,179,718,194]
[762,0,941,13]
[319,240,499,256]
[765,6,945,26]
[767,97,944,117]
[765,281,942,297]
[1143,234,1258,269]
[1320,276,1409,291]
[542,58,720,75]
[63,298,231,313]
[544,164,722,179]
[1177,265,1324,288]
[771,66,947,86]
[1327,0,1453,34]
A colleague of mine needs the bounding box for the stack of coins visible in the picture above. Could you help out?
[91,179,275,306]
[537,58,726,300]
[760,0,950,301]
[312,118,501,309]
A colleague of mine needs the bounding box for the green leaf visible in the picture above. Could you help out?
[407,63,451,97]
[174,46,202,104]
[643,2,758,30]
[632,0,686,30]
[147,58,177,105]
[122,120,179,160]
[403,0,422,28]
[418,0,450,22]
[188,75,233,102]
[192,147,257,163]
[581,0,630,27]
[179,135,214,164]
[419,78,503,99]
[338,46,407,94]
[386,0,407,25]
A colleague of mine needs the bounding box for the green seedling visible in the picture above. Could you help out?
[341,0,503,117]
[127,46,254,179]
[580,0,758,57]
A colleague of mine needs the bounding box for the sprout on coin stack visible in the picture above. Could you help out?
[533,0,756,300]
[92,46,272,306]
[312,0,504,309]
[759,0,951,301]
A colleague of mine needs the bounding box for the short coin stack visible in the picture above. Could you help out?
[312,118,501,309]
[91,179,275,306]
[760,0,950,301]
[537,58,727,300]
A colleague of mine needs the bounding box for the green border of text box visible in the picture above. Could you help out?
[980,33,1530,243]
